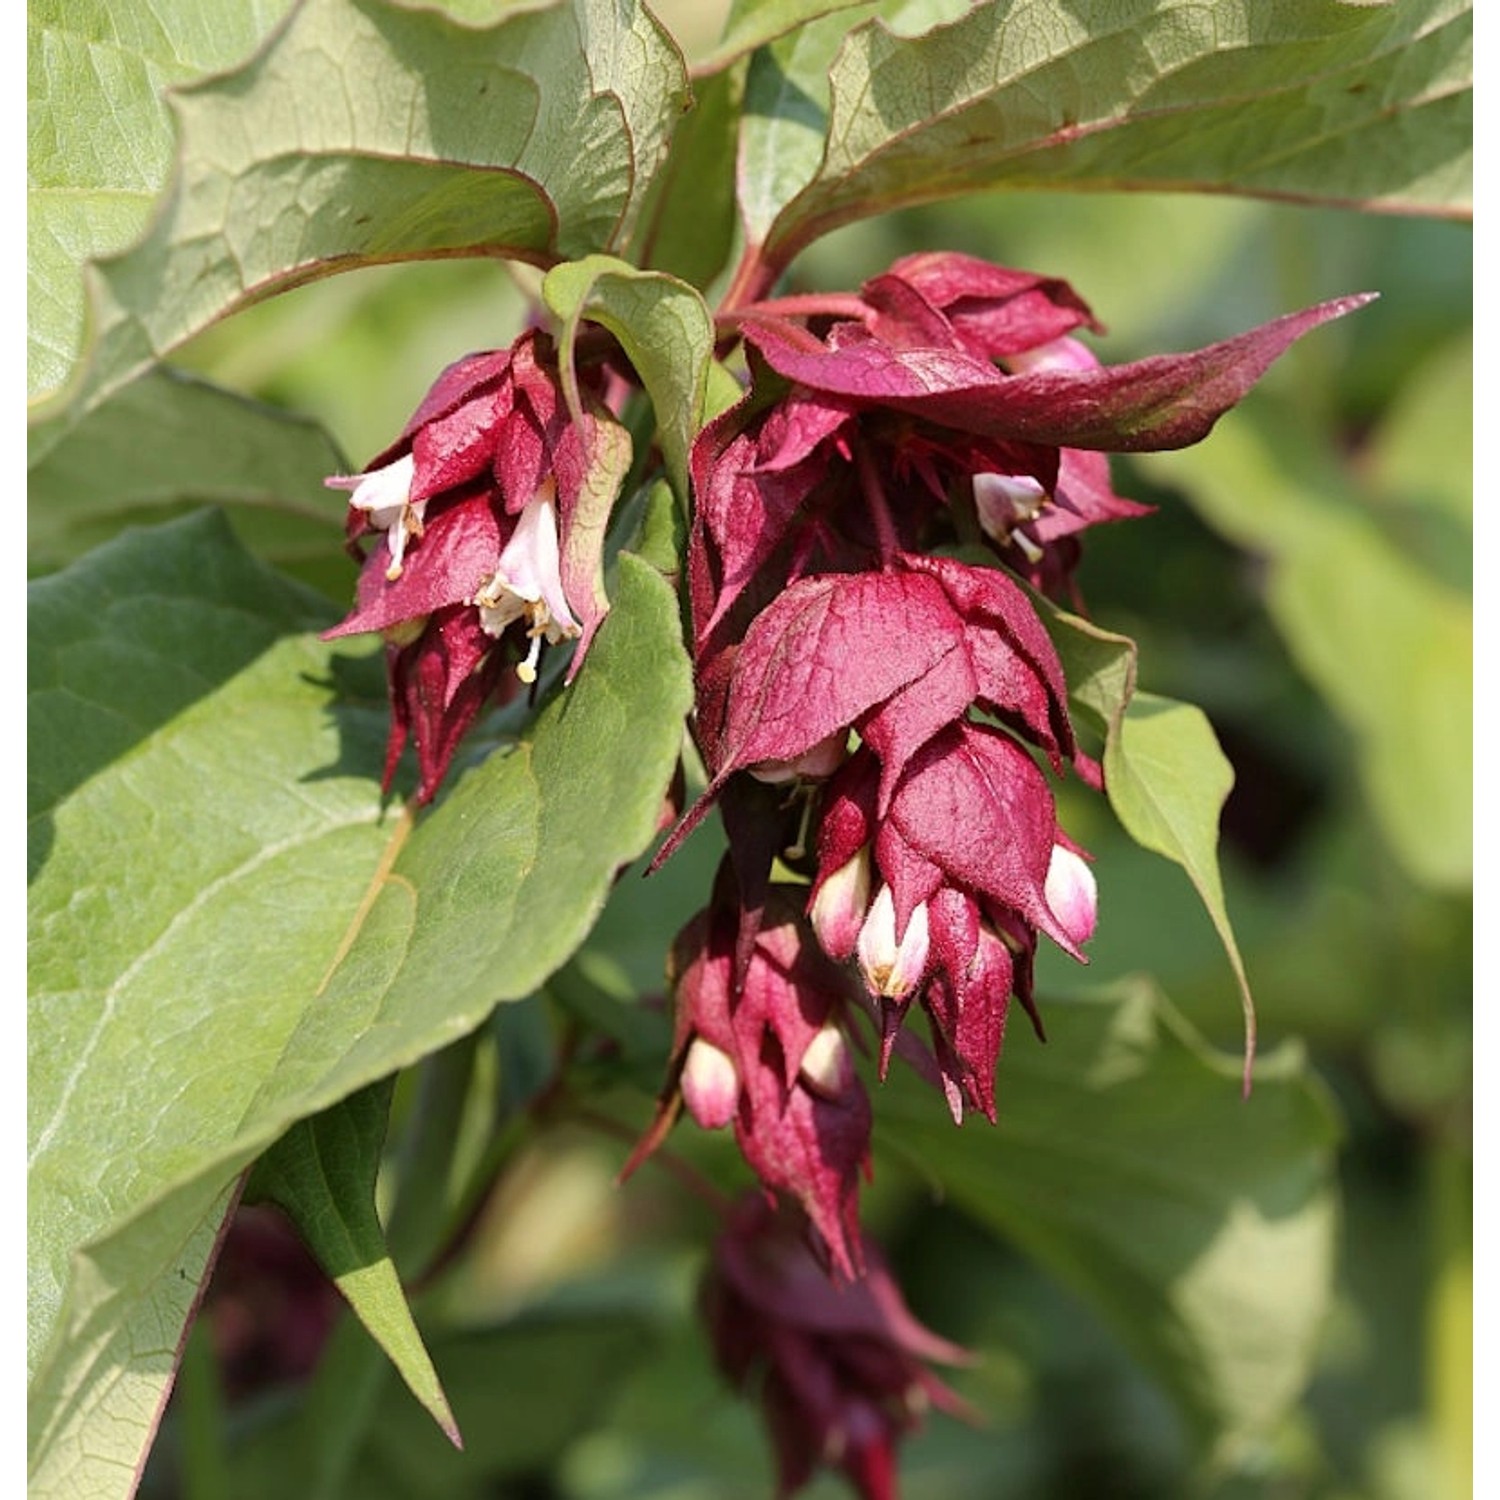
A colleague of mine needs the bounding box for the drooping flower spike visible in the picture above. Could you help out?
[323,330,631,801]
[624,873,873,1279]
[655,255,1370,1138]
[703,1194,975,1500]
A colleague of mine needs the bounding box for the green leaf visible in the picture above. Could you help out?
[1105,693,1257,1087]
[542,256,714,500]
[28,515,691,1496]
[755,0,1471,271]
[27,366,345,590]
[27,0,294,402]
[875,980,1341,1461]
[737,13,854,248]
[247,1082,460,1446]
[633,66,743,290]
[1043,606,1256,1083]
[1134,394,1471,890]
[40,0,689,419]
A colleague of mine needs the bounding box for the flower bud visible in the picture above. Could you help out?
[749,730,850,785]
[856,887,930,1000]
[809,847,873,961]
[680,1038,740,1130]
[797,1024,856,1099]
[1005,334,1099,375]
[1044,843,1098,947]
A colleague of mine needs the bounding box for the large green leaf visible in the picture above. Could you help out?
[36,0,689,418]
[28,515,691,1496]
[246,1082,459,1446]
[632,65,743,290]
[27,366,345,588]
[749,0,1471,273]
[875,981,1340,1461]
[26,0,295,403]
[1134,384,1472,890]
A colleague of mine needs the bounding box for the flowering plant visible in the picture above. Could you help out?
[28,3,1471,1499]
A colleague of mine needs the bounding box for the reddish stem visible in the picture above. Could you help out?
[719,243,777,316]
[855,442,902,566]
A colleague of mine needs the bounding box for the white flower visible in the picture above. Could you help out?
[471,480,582,683]
[973,471,1047,562]
[326,453,422,580]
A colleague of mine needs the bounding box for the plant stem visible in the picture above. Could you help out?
[856,442,902,564]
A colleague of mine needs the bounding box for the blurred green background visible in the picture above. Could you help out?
[130,123,1469,1500]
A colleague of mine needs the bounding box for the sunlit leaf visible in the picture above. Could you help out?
[1045,608,1257,1081]
[26,0,294,402]
[751,0,1471,272]
[39,0,689,418]
[28,515,691,1496]
[543,256,714,499]
[633,67,743,290]
[27,366,345,590]
[694,0,877,75]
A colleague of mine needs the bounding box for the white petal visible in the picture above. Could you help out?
[326,452,416,531]
[856,887,929,999]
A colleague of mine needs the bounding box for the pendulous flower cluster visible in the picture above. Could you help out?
[323,328,627,802]
[703,1195,974,1500]
[325,255,1368,1500]
[633,250,1365,1317]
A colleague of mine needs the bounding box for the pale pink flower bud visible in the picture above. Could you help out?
[681,1038,740,1130]
[1005,334,1099,375]
[1045,843,1098,947]
[749,730,850,784]
[809,847,872,961]
[798,1024,856,1099]
[856,887,930,1000]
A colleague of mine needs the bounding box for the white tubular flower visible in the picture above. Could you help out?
[472,480,582,683]
[326,453,421,580]
[973,471,1048,561]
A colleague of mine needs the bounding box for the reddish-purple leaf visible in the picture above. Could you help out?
[746,295,1375,451]
[324,494,500,640]
[718,571,959,776]
[881,723,1071,952]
